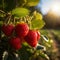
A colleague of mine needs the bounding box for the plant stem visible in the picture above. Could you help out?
[0,10,5,14]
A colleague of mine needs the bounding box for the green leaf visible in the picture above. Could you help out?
[31,19,45,29]
[11,8,29,17]
[33,11,43,20]
[26,0,40,6]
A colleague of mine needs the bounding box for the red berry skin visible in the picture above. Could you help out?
[1,24,14,36]
[9,37,21,50]
[15,23,29,37]
[37,31,40,41]
[25,30,37,47]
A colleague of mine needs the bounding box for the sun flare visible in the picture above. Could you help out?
[51,3,60,15]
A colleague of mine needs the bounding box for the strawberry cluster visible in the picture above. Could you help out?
[1,23,40,50]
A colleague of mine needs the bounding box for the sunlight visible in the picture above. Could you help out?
[51,3,60,15]
[37,0,60,15]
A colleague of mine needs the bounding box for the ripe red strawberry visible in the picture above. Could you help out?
[36,31,40,41]
[15,23,29,37]
[25,30,38,47]
[9,37,21,50]
[1,24,14,36]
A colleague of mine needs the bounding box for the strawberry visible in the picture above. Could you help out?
[25,30,38,47]
[15,23,29,37]
[36,31,40,41]
[9,37,21,50]
[1,24,14,36]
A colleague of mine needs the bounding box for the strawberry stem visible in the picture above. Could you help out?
[0,10,6,14]
[7,15,11,24]
[13,17,16,25]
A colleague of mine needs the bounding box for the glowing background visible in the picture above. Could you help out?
[37,0,60,15]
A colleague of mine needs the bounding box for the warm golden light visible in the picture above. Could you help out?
[51,3,60,15]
